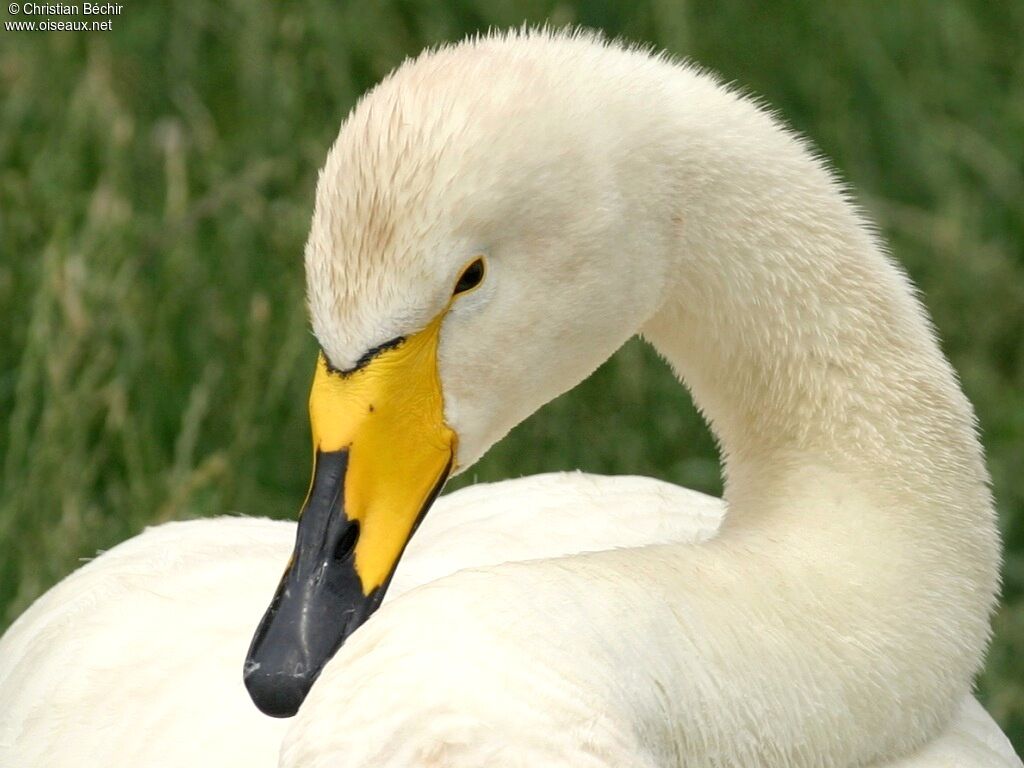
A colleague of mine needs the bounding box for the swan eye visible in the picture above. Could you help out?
[452,257,485,296]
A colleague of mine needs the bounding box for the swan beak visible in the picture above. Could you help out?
[244,316,456,718]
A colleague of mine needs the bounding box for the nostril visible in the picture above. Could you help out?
[332,521,359,563]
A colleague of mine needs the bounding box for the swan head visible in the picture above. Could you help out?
[244,33,671,717]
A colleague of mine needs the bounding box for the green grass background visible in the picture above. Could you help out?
[1,0,1022,749]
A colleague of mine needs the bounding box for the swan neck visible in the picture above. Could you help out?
[637,94,988,518]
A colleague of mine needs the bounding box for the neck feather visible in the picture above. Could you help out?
[636,84,991,538]
[598,74,1002,761]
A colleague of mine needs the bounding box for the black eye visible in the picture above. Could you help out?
[453,258,485,296]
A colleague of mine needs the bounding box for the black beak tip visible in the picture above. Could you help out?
[242,446,444,718]
[243,660,314,718]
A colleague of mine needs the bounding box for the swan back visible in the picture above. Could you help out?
[0,517,293,768]
[0,476,1016,767]
[389,473,722,598]
[0,475,718,767]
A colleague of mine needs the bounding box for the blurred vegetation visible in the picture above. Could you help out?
[1,0,1021,750]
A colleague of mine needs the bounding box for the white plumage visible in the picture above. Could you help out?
[1,28,1019,767]
[0,477,1018,766]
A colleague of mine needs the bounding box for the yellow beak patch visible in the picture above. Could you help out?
[308,311,456,594]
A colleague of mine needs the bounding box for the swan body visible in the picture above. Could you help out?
[0,475,710,768]
[0,517,292,768]
[0,477,1018,766]
[1,28,1017,767]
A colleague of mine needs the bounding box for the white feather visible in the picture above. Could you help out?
[0,477,1017,766]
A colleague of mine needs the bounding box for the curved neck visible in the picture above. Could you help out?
[634,87,989,529]
[287,41,1006,767]
[592,80,1001,761]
